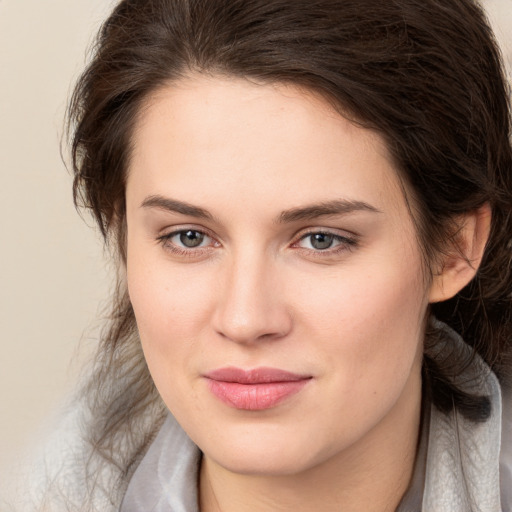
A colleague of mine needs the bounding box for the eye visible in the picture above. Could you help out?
[157,228,218,254]
[294,231,357,252]
[173,229,209,248]
[302,233,337,250]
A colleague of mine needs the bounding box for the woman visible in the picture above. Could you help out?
[15,0,512,510]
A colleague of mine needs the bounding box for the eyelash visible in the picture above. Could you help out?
[156,228,358,258]
[291,231,358,257]
[156,228,219,258]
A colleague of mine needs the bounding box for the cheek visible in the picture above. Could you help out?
[127,267,211,417]
[294,251,427,397]
[126,248,214,387]
[127,232,213,325]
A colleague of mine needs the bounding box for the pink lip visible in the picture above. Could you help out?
[204,367,311,410]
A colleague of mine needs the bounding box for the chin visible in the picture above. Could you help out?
[211,449,317,477]
[198,423,334,477]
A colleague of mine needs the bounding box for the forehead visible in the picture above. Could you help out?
[127,74,406,218]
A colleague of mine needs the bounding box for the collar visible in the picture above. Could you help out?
[120,413,201,512]
[420,322,502,511]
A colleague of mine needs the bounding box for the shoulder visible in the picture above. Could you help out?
[2,399,120,512]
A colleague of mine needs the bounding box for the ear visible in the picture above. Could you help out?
[429,203,491,303]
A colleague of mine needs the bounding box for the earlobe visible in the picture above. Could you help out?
[428,203,491,303]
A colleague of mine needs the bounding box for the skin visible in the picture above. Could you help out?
[124,74,488,512]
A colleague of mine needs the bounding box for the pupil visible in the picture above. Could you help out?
[180,230,204,248]
[311,233,334,250]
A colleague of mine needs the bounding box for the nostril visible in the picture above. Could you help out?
[213,307,292,344]
[211,261,293,344]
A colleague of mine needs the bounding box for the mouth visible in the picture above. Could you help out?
[204,367,312,411]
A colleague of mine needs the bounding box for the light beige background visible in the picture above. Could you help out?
[0,0,116,480]
[0,0,510,481]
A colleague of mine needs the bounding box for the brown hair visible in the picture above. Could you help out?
[68,0,512,494]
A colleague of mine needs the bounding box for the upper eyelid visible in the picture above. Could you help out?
[292,226,359,241]
[293,233,357,248]
[159,225,217,239]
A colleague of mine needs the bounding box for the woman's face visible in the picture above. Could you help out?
[126,75,430,475]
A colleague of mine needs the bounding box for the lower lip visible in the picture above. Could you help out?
[206,379,310,410]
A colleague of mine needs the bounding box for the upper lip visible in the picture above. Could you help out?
[204,366,311,384]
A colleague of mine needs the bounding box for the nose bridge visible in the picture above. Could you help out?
[213,246,291,343]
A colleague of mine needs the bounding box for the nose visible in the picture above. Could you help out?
[212,253,293,344]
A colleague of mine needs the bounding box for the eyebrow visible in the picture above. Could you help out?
[141,195,214,220]
[276,199,381,223]
[141,195,380,223]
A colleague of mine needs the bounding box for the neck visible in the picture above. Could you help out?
[199,378,422,512]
